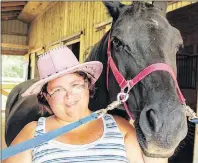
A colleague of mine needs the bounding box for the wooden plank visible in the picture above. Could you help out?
[30,47,44,54]
[18,2,57,23]
[167,1,194,12]
[79,34,85,63]
[1,6,24,12]
[1,89,9,96]
[1,11,21,16]
[95,18,112,31]
[1,31,27,36]
[61,31,83,43]
[1,84,17,89]
[1,16,17,21]
[1,50,28,55]
[30,53,36,79]
[49,40,62,47]
[1,43,29,50]
[65,38,80,46]
[1,2,27,7]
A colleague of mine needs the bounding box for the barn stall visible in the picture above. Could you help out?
[1,1,198,162]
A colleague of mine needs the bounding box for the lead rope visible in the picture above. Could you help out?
[185,105,198,124]
[2,92,128,160]
[95,92,129,117]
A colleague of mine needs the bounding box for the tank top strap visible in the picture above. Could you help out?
[34,117,46,137]
[103,114,124,137]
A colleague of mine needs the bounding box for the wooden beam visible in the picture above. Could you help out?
[49,40,62,47]
[61,31,83,43]
[1,31,28,36]
[30,47,45,54]
[95,19,112,31]
[18,2,57,23]
[1,11,21,16]
[1,84,17,89]
[1,2,27,7]
[1,50,28,55]
[1,16,18,21]
[1,15,19,20]
[1,12,20,20]
[1,43,29,50]
[1,6,24,12]
[1,89,9,96]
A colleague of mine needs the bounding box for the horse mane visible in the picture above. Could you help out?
[86,31,110,63]
[85,31,111,111]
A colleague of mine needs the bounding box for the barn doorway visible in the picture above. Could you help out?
[67,42,80,61]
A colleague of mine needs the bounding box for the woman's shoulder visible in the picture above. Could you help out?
[112,115,135,137]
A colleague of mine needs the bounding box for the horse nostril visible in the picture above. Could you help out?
[146,109,160,132]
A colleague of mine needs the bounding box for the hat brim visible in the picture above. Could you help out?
[21,61,103,97]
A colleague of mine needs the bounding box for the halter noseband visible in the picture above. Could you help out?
[106,34,186,120]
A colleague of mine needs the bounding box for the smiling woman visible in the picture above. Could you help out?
[3,46,145,163]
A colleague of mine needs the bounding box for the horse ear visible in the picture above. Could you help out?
[103,1,124,21]
[152,1,167,15]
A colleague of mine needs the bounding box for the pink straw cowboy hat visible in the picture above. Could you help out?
[22,46,103,97]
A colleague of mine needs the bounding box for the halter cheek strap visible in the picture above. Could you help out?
[106,34,186,120]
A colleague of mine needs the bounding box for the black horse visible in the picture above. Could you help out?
[5,1,192,163]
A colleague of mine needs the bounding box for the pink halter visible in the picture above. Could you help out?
[106,34,186,120]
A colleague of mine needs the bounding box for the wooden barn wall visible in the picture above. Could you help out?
[167,1,194,12]
[28,2,110,62]
[28,1,195,62]
[1,20,28,52]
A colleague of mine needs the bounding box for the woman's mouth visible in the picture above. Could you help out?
[65,100,78,107]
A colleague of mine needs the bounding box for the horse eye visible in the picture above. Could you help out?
[112,38,122,49]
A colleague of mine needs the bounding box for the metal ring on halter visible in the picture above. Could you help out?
[117,92,129,103]
[121,81,131,94]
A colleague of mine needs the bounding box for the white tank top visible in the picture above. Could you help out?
[32,114,129,163]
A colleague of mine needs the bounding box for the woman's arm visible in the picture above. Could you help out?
[3,121,37,163]
[114,116,144,163]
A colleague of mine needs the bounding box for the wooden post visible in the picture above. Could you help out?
[193,81,198,163]
[30,53,36,79]
[79,33,85,63]
[1,89,9,96]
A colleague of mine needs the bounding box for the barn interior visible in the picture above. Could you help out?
[1,1,198,162]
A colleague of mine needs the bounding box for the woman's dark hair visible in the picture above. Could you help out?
[37,71,95,114]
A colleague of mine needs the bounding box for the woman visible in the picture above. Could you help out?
[4,46,144,163]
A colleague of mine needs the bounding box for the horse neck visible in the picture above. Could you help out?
[86,31,110,111]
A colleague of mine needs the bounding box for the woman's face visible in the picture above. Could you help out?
[45,73,90,120]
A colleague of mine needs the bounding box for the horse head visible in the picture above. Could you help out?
[99,1,187,158]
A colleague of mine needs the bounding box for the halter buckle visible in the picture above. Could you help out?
[117,92,129,103]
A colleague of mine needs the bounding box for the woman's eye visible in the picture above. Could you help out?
[54,88,61,93]
[71,84,80,88]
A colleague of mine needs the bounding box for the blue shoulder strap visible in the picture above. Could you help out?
[2,112,99,160]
